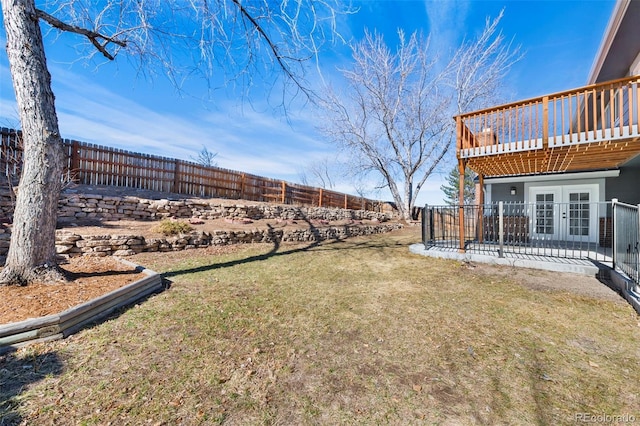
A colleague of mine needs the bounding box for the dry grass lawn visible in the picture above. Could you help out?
[1,227,639,425]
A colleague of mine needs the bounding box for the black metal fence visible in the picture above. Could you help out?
[422,201,613,262]
[612,200,640,290]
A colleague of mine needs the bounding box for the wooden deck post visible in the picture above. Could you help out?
[458,159,466,253]
[456,115,466,252]
[477,174,484,243]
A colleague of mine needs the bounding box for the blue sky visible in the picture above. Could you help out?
[0,0,615,204]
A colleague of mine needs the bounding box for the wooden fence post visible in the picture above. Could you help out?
[240,173,246,200]
[173,159,180,194]
[281,181,286,204]
[319,188,323,207]
[344,194,348,210]
[71,140,80,183]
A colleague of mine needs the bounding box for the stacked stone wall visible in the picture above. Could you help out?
[55,223,402,258]
[55,193,392,222]
[0,189,401,260]
[0,189,392,222]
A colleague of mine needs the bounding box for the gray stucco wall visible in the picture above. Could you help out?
[488,182,525,203]
[605,166,640,204]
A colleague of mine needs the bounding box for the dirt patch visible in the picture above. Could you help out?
[460,260,624,303]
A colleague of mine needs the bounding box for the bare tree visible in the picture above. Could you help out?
[0,0,345,285]
[318,12,519,221]
[299,157,336,189]
[190,146,218,167]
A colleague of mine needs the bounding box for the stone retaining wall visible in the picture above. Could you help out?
[55,223,403,258]
[0,189,392,222]
[54,193,391,222]
[0,189,399,260]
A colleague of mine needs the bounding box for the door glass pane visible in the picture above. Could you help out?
[568,192,589,236]
[535,193,554,234]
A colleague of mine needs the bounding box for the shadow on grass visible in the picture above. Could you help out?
[0,350,64,425]
[163,222,406,279]
[164,223,316,279]
[590,260,633,304]
[62,268,144,280]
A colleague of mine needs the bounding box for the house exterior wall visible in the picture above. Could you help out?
[485,167,640,205]
[486,182,524,203]
[486,178,607,205]
[630,50,640,75]
[606,165,640,204]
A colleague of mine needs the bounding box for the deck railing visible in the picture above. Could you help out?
[457,75,640,159]
[612,199,640,290]
[422,201,613,263]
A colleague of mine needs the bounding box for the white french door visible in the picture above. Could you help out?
[563,188,596,242]
[531,188,561,240]
[529,185,598,243]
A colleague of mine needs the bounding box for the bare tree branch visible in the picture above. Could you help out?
[190,145,218,167]
[35,8,126,60]
[299,157,336,189]
[34,0,350,104]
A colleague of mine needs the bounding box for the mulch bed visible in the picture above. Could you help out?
[0,256,144,324]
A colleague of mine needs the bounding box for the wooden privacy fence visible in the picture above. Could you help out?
[0,128,381,211]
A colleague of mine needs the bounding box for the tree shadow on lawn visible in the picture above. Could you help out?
[0,350,64,425]
[163,223,407,279]
[63,268,145,280]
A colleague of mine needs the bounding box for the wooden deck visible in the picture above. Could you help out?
[456,75,640,177]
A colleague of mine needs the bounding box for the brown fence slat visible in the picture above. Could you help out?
[0,128,383,211]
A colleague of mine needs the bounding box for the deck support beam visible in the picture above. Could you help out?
[458,159,466,253]
[477,174,484,242]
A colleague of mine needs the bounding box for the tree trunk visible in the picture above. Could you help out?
[404,179,415,221]
[386,178,408,221]
[0,0,65,285]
